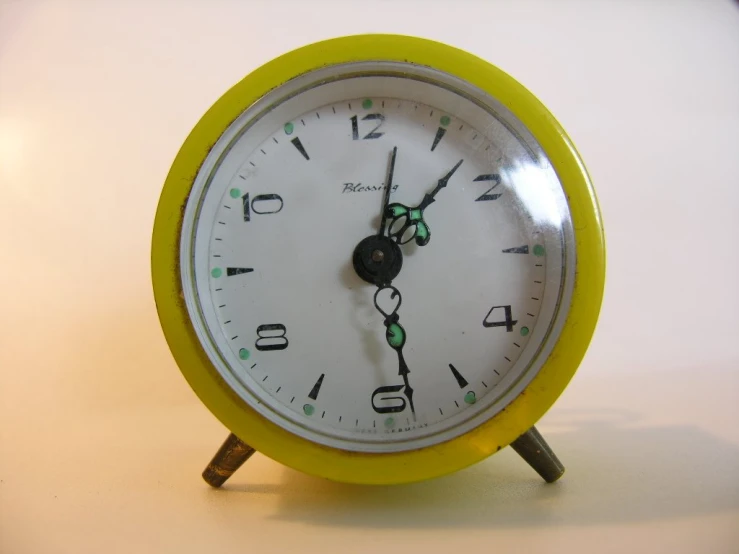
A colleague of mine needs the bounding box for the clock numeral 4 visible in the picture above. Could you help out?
[473,174,502,201]
[371,384,407,413]
[351,114,385,140]
[242,193,284,222]
[255,323,289,351]
[483,305,517,332]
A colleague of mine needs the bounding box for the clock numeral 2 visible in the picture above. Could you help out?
[242,193,284,222]
[371,384,407,413]
[473,174,502,201]
[351,114,385,140]
[483,305,517,332]
[255,323,289,351]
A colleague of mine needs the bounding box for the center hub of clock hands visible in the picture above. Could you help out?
[352,235,403,287]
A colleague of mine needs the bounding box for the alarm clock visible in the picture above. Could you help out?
[151,34,605,486]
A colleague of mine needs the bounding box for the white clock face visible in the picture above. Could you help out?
[180,62,575,453]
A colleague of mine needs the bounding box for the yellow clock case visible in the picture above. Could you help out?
[151,34,605,484]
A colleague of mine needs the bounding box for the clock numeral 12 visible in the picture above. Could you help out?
[483,305,517,332]
[371,384,407,413]
[351,114,385,140]
[242,193,284,222]
[255,323,289,351]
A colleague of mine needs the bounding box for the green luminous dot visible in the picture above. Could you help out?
[409,208,423,221]
[303,404,315,416]
[229,188,241,198]
[440,115,451,127]
[238,348,250,360]
[533,244,545,257]
[362,98,373,109]
[284,122,294,135]
[384,417,395,427]
[211,267,222,278]
[386,323,405,349]
[464,391,477,405]
[520,326,530,336]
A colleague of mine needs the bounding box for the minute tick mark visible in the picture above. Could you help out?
[251,363,257,369]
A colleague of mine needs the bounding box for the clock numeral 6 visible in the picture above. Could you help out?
[242,193,284,222]
[371,384,407,413]
[351,114,385,140]
[482,305,517,332]
[255,323,289,351]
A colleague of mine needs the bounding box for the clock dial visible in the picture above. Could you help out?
[180,62,575,453]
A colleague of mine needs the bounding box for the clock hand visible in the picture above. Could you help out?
[378,146,398,236]
[374,285,416,420]
[386,158,464,246]
[351,148,403,287]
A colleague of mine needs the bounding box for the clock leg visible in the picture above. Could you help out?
[202,433,256,487]
[510,426,565,483]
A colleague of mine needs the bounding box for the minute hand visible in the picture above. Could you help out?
[386,158,463,246]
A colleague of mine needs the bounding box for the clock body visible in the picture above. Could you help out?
[152,34,605,484]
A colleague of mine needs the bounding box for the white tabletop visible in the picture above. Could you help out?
[2,1,738,552]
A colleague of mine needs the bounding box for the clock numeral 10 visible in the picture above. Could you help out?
[371,384,407,413]
[242,193,284,222]
[255,323,289,351]
[351,114,385,140]
[483,305,517,332]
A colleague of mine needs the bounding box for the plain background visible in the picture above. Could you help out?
[1,1,738,552]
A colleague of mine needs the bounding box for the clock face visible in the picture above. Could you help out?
[180,62,575,453]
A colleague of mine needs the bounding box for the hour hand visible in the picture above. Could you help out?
[385,159,463,247]
[374,286,416,418]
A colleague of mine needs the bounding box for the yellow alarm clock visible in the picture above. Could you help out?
[152,34,605,486]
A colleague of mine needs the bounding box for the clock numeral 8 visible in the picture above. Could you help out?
[255,323,289,351]
[242,193,284,222]
[371,384,407,413]
[482,305,517,332]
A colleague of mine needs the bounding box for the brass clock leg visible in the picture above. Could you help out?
[202,433,256,487]
[510,426,565,483]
